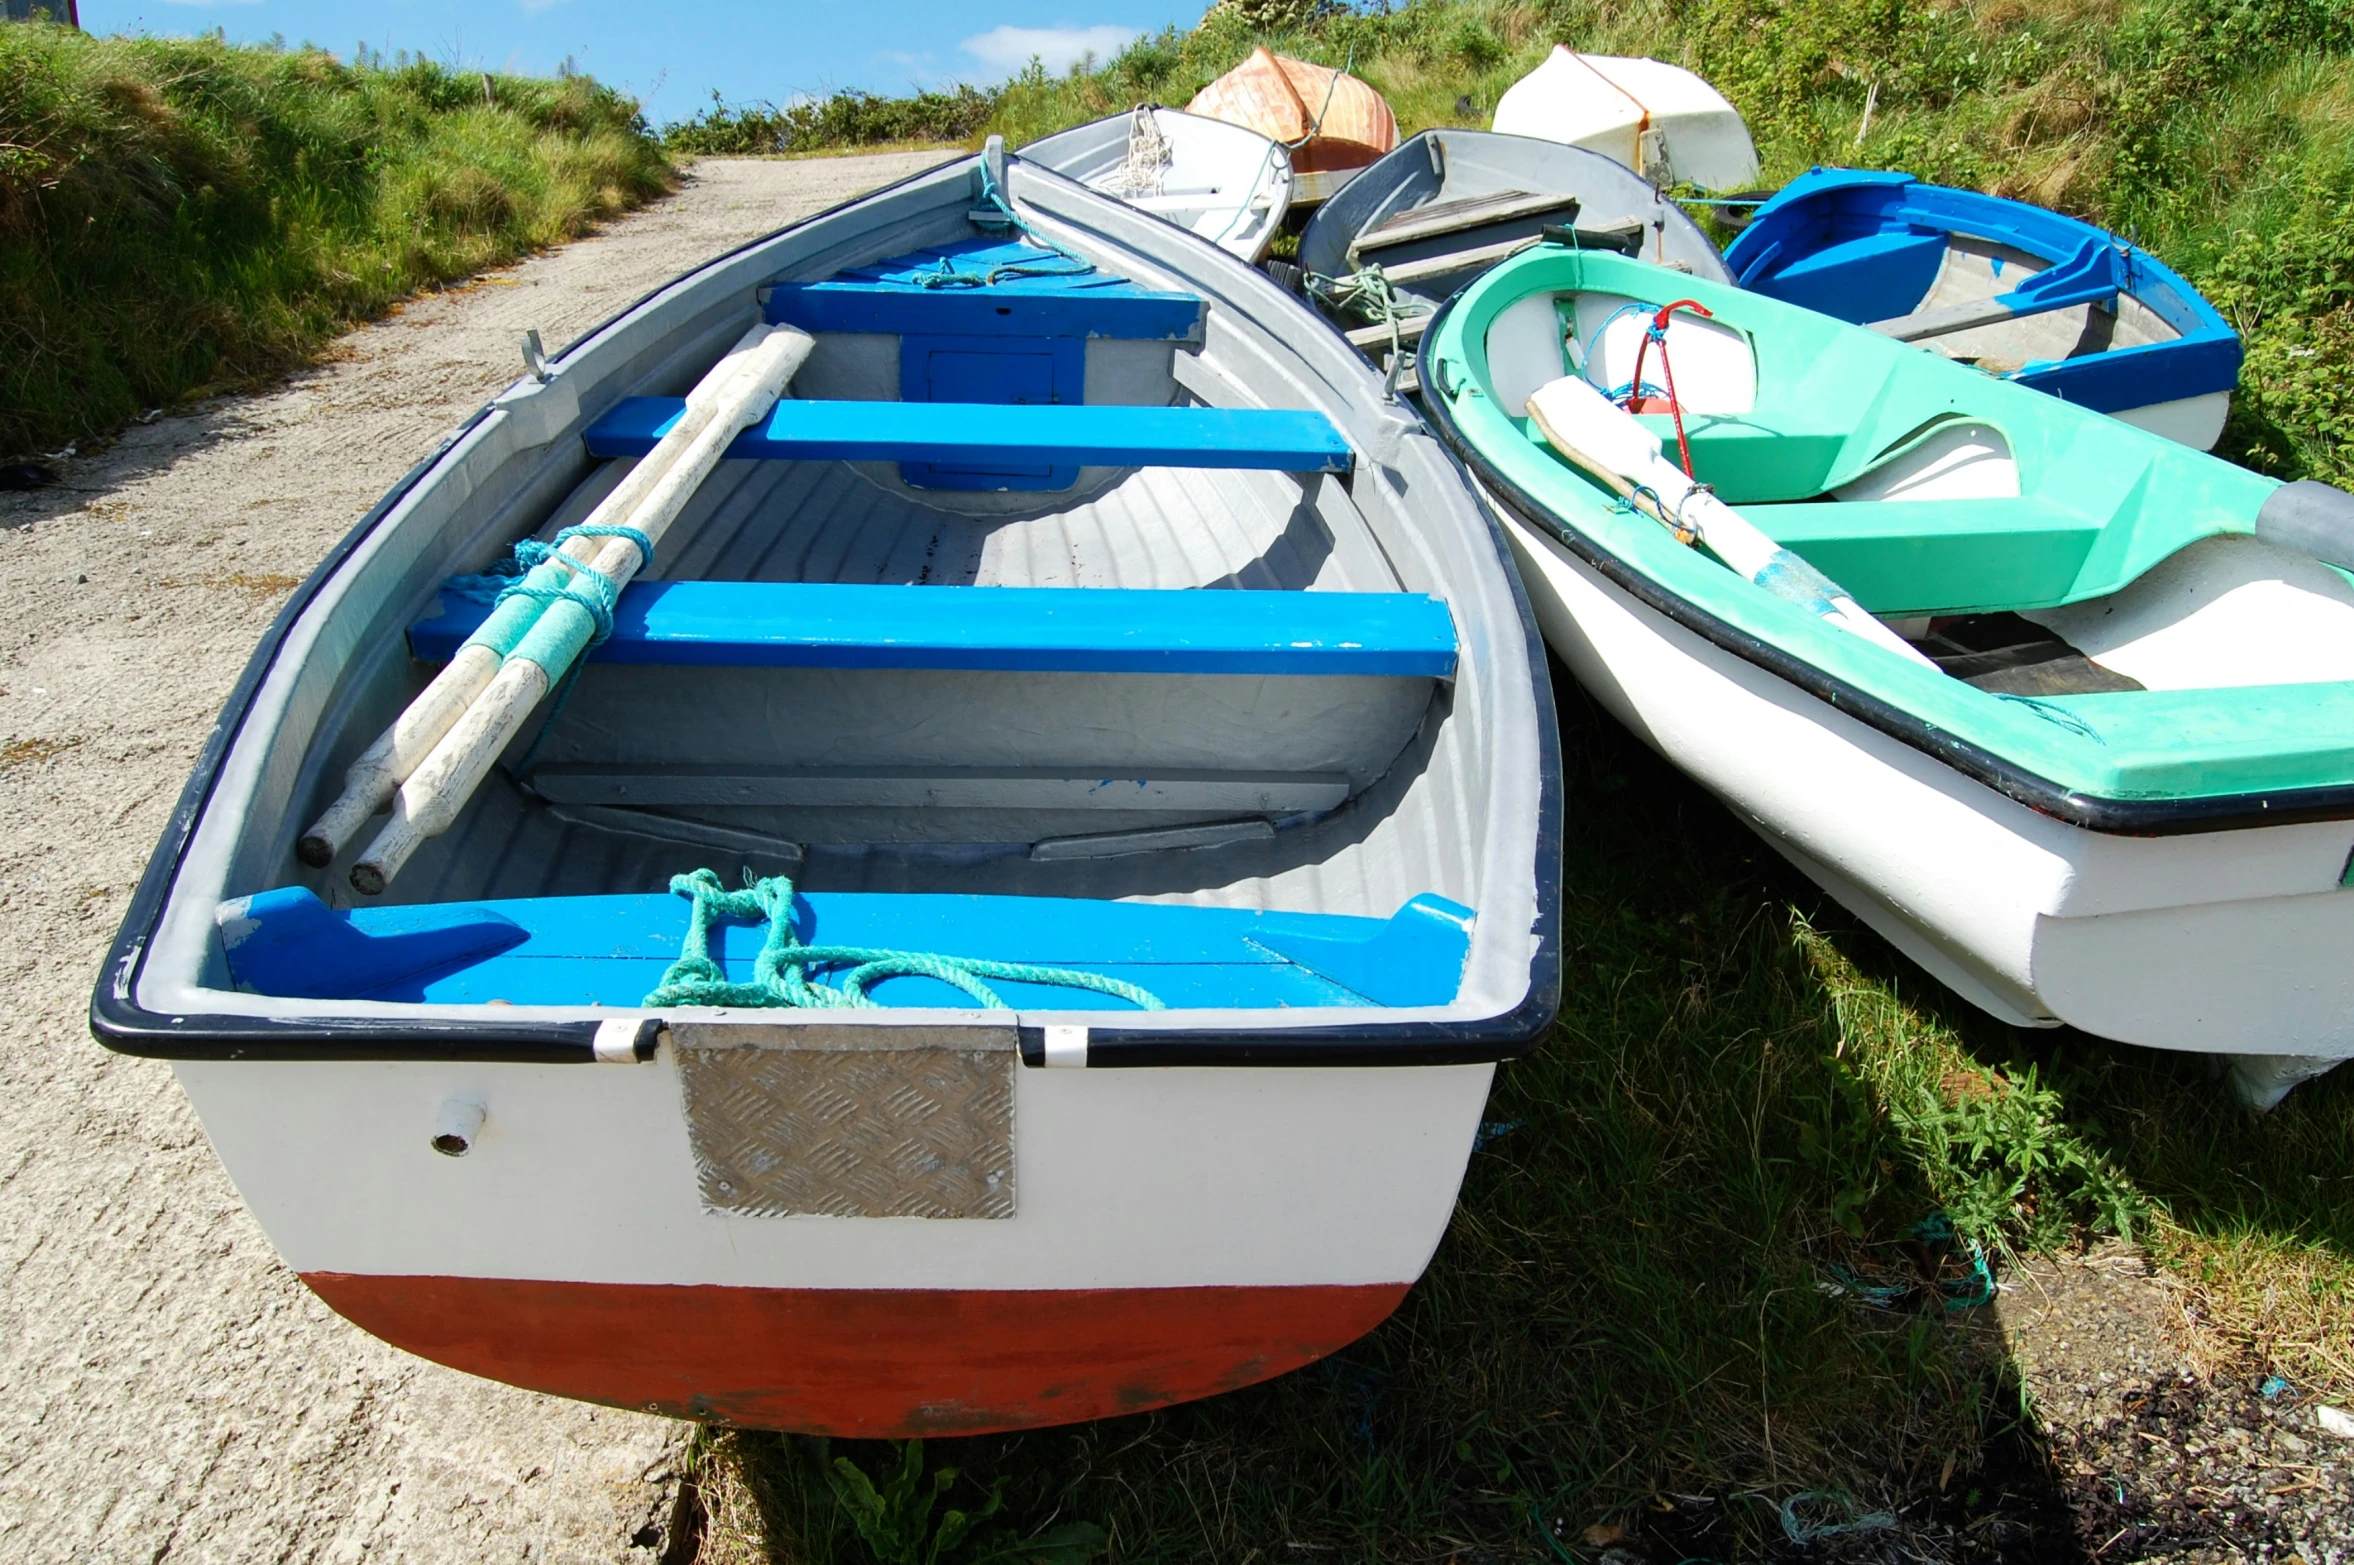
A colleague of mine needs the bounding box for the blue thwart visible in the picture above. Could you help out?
[218,882,1478,1011]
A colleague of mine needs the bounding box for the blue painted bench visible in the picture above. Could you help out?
[414,582,1456,677]
[756,239,1259,491]
[217,886,1478,1010]
[766,239,1206,341]
[583,398,1354,474]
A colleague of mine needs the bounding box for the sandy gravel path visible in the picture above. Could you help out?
[0,152,953,1565]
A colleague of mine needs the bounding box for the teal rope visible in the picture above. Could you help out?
[1821,1212,1996,1311]
[642,869,1167,1012]
[917,156,1097,289]
[443,524,655,651]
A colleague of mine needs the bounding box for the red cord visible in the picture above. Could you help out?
[1624,298,1712,479]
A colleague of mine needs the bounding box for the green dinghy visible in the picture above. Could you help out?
[1422,240,2354,1105]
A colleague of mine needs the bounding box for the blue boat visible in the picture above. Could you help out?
[92,142,1560,1437]
[1724,167,2242,449]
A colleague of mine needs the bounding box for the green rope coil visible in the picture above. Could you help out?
[444,523,657,658]
[642,868,1167,1012]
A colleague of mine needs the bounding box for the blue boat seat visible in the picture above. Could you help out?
[583,397,1354,474]
[217,885,1478,1010]
[411,581,1458,678]
[765,240,1206,342]
[754,238,1255,490]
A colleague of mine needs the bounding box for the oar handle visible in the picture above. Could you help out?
[296,323,808,872]
[347,325,814,895]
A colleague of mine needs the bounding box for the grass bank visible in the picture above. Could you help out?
[676,0,2352,487]
[690,683,2354,1563]
[0,22,674,458]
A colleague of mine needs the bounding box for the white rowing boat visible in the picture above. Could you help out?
[1025,106,1293,263]
[94,142,1562,1433]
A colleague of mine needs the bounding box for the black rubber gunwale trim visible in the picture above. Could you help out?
[89,200,1565,1068]
[1418,289,2354,837]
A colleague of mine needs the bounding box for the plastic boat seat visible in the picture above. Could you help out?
[411,581,1457,676]
[1750,497,2104,615]
[583,397,1354,474]
[217,885,1480,1010]
[765,240,1207,341]
[409,582,1453,821]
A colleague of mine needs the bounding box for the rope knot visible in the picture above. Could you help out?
[642,867,1166,1012]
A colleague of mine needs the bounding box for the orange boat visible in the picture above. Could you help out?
[1186,47,1398,204]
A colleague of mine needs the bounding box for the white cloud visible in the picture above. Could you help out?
[959,24,1140,75]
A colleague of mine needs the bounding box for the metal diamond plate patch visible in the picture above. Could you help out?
[668,1021,1016,1219]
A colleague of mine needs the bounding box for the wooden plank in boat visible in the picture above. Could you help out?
[411,582,1459,677]
[217,887,1478,1010]
[1350,189,1584,258]
[1372,236,1542,287]
[584,397,1355,473]
[1344,316,1431,350]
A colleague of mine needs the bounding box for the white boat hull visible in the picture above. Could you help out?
[1022,108,1293,263]
[2109,389,2233,452]
[1491,498,2354,1109]
[1492,50,1761,192]
[178,1048,1493,1431]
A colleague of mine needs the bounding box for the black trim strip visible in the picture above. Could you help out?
[1417,291,2354,837]
[88,199,1565,1068]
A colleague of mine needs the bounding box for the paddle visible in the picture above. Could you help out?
[313,322,814,894]
[298,323,813,871]
[1524,375,1937,668]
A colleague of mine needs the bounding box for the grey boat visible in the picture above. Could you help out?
[91,143,1561,1434]
[1299,128,1734,388]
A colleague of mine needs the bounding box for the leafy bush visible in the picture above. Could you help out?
[665,85,1002,157]
[723,0,2346,481]
[0,22,672,456]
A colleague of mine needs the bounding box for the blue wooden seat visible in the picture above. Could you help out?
[583,398,1353,474]
[766,239,1205,341]
[217,885,1479,1010]
[753,238,1272,490]
[411,582,1457,678]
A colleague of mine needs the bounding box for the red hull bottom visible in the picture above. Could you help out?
[301,1273,1411,1435]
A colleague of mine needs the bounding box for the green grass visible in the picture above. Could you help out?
[675,0,2353,487]
[684,677,2354,1563]
[0,22,674,458]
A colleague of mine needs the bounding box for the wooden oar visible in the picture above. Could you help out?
[297,322,800,870]
[332,324,814,894]
[1524,375,1937,668]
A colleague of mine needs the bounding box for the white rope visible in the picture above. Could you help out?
[1109,104,1172,197]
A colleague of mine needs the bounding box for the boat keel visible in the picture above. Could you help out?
[299,1273,1410,1435]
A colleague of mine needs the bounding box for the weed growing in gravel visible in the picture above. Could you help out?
[0,22,673,457]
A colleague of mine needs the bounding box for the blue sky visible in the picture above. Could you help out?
[80,0,1204,125]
